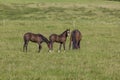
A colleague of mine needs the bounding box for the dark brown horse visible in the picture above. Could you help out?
[23,32,51,53]
[69,29,82,49]
[49,29,70,52]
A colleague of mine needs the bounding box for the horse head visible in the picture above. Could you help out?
[66,29,70,37]
[47,41,52,51]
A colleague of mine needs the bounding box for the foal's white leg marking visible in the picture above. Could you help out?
[49,50,52,53]
[58,50,60,53]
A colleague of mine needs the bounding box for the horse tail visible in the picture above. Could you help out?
[72,38,77,49]
[72,31,77,49]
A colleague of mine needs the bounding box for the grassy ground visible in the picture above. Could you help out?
[0,0,120,80]
[0,0,105,3]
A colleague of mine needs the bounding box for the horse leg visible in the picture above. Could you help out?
[23,41,28,52]
[63,42,66,51]
[38,44,42,53]
[48,41,54,53]
[73,41,76,49]
[58,43,62,53]
[76,41,79,49]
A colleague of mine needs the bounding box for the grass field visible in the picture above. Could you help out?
[0,0,105,3]
[0,0,120,80]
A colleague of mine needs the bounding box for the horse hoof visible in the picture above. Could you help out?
[48,50,52,53]
[58,50,60,53]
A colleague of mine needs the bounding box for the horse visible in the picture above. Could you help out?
[69,29,82,49]
[23,32,51,53]
[49,29,70,52]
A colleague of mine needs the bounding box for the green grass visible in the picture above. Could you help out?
[0,0,120,80]
[0,0,105,3]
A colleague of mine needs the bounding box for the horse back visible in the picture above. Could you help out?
[49,34,58,41]
[24,32,42,42]
[49,34,66,43]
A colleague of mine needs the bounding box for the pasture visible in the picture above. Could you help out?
[0,0,120,80]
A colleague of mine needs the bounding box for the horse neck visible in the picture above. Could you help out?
[40,35,49,44]
[43,37,49,44]
[60,31,67,37]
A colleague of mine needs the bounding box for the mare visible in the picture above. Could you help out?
[23,32,51,53]
[49,29,70,52]
[69,29,82,49]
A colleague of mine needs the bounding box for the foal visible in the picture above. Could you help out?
[23,32,51,53]
[49,29,70,52]
[69,29,82,49]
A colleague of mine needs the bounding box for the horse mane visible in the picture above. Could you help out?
[71,31,77,48]
[38,34,49,44]
[60,29,68,37]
